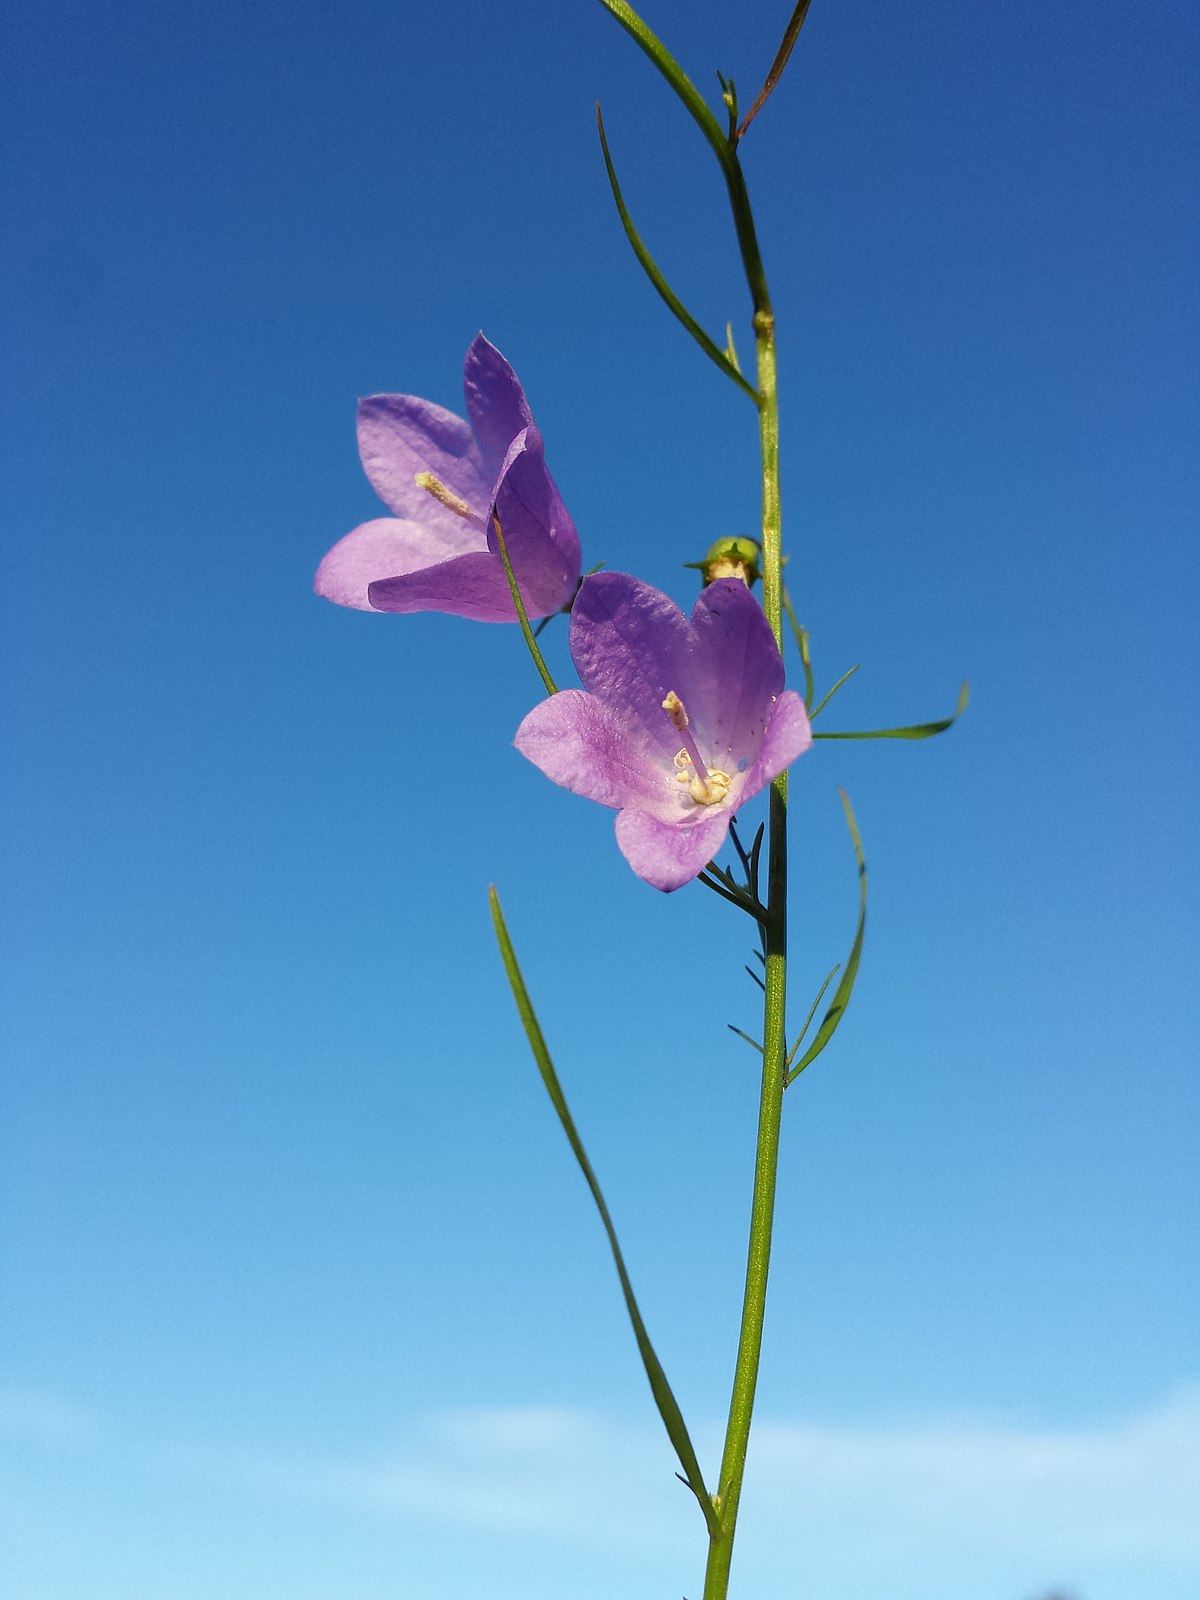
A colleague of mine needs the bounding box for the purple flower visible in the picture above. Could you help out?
[315,334,580,622]
[515,572,812,891]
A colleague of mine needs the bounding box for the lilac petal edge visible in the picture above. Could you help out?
[514,691,665,811]
[737,690,813,804]
[486,428,580,615]
[463,333,534,470]
[357,394,489,526]
[368,549,559,623]
[568,571,693,755]
[614,808,733,893]
[688,579,787,762]
[315,517,483,611]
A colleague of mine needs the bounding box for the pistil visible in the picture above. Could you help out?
[414,471,484,525]
[662,690,731,805]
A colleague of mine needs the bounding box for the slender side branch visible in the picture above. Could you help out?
[489,889,719,1536]
[492,513,558,695]
[735,0,815,141]
[597,106,759,403]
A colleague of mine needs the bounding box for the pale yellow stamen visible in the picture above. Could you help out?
[414,470,479,523]
[689,769,732,805]
[661,690,731,806]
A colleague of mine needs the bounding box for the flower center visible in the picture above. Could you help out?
[414,471,484,525]
[661,690,731,806]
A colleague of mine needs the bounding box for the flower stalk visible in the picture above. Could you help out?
[703,154,789,1599]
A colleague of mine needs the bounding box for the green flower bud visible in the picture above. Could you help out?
[685,537,762,588]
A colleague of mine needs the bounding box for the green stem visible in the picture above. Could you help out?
[702,157,788,1600]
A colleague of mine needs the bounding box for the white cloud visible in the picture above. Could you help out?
[213,1386,1200,1573]
[6,1379,1198,1591]
[744,1385,1200,1565]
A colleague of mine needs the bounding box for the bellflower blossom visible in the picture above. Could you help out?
[315,334,580,622]
[515,572,812,891]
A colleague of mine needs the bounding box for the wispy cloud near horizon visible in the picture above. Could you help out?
[4,1381,1198,1596]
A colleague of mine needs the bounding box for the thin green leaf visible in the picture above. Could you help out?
[724,320,742,372]
[784,962,841,1073]
[808,663,861,721]
[748,821,765,900]
[716,70,739,142]
[781,585,814,709]
[596,0,730,166]
[596,108,759,404]
[492,514,557,695]
[698,868,763,920]
[744,964,766,993]
[812,681,970,741]
[735,0,814,141]
[728,816,753,877]
[728,1023,763,1054]
[489,889,719,1536]
[786,791,866,1084]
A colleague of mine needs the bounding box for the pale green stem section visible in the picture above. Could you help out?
[702,249,788,1600]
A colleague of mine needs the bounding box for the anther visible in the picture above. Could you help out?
[661,691,689,732]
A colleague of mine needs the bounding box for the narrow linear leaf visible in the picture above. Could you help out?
[744,963,766,993]
[786,791,866,1084]
[698,868,762,920]
[785,962,842,1073]
[813,681,970,741]
[489,889,719,1537]
[781,585,814,710]
[809,663,861,721]
[596,108,759,403]
[736,0,814,141]
[728,1023,764,1054]
[596,0,729,165]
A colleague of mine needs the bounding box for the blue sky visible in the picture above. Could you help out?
[2,1,1197,1598]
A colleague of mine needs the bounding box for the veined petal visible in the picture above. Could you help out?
[614,808,733,893]
[357,394,490,525]
[514,691,665,810]
[368,548,564,623]
[686,580,787,768]
[487,428,582,616]
[569,573,695,762]
[736,690,813,802]
[314,517,483,611]
[463,333,534,471]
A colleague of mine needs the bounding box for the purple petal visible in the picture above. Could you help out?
[569,573,695,763]
[357,394,490,526]
[514,691,666,810]
[486,428,581,616]
[315,517,483,611]
[614,809,733,893]
[462,333,534,471]
[368,550,534,622]
[735,690,813,803]
[686,580,787,770]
